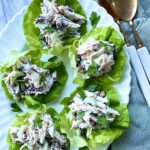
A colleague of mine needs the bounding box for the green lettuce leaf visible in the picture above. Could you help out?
[0,50,68,110]
[69,26,126,86]
[7,108,68,150]
[60,83,129,148]
[23,0,87,56]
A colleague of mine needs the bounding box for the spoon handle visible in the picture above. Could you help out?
[138,47,150,82]
[129,20,143,48]
[126,45,150,108]
[116,20,131,46]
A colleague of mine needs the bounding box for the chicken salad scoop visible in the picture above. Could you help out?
[35,0,86,49]
[76,38,115,77]
[3,56,57,101]
[7,109,69,150]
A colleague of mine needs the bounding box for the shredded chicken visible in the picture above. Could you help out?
[77,38,115,77]
[35,0,86,49]
[10,114,68,150]
[69,90,119,137]
[3,57,57,100]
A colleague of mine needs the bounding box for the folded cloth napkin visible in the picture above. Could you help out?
[111,0,150,150]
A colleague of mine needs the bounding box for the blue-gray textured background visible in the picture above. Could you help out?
[0,0,150,150]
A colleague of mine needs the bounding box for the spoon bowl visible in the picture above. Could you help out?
[109,0,138,21]
[100,0,143,48]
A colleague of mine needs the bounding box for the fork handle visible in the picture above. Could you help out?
[126,45,150,108]
[129,20,143,48]
[138,46,150,82]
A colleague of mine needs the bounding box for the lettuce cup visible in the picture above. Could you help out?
[0,50,68,109]
[7,108,70,150]
[69,26,126,85]
[23,0,87,56]
[60,82,129,148]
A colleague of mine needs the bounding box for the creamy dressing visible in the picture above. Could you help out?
[10,114,67,150]
[77,38,115,77]
[3,57,57,100]
[69,90,119,138]
[35,0,86,49]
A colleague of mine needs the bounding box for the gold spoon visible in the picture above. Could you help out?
[109,0,143,48]
[99,0,130,46]
[106,0,150,82]
[99,0,150,108]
